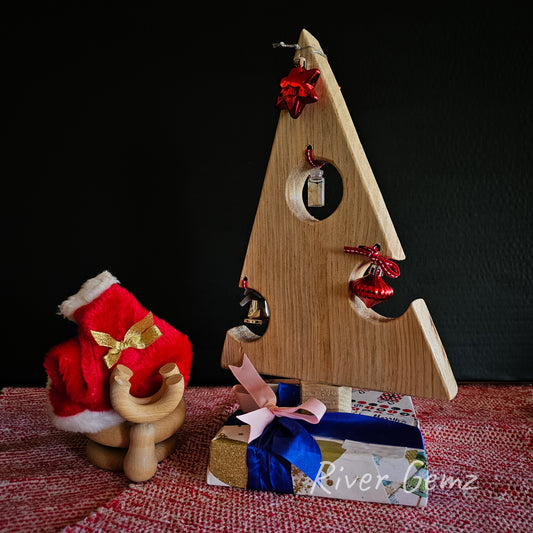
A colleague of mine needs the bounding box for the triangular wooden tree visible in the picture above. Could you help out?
[222,29,457,400]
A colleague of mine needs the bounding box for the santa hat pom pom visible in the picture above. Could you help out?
[58,270,119,322]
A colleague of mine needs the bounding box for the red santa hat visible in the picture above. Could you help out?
[44,271,193,433]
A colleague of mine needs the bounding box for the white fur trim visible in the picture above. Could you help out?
[50,407,125,433]
[45,378,125,433]
[58,270,119,321]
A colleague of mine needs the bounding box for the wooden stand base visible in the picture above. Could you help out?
[300,381,352,412]
[85,363,186,482]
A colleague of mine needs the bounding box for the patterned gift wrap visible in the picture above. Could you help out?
[207,386,428,507]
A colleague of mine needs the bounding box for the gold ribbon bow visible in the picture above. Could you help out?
[90,312,162,369]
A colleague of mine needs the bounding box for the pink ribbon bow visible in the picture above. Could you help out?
[229,354,327,442]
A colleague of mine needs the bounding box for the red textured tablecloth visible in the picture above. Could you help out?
[1,384,532,532]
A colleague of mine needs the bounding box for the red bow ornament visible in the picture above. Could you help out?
[275,65,320,119]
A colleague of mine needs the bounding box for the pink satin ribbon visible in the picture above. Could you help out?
[229,354,327,442]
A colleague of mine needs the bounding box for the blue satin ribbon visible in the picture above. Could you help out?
[230,383,425,493]
[246,416,321,493]
[277,383,424,449]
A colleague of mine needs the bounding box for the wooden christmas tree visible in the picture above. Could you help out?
[221,29,457,401]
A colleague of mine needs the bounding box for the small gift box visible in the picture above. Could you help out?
[207,356,429,507]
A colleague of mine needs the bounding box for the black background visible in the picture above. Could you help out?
[2,4,531,388]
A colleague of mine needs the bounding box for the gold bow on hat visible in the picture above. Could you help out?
[90,312,162,369]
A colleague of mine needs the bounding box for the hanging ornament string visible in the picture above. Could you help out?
[272,42,328,60]
[240,276,254,305]
[305,145,324,169]
[344,244,401,279]
[305,145,326,207]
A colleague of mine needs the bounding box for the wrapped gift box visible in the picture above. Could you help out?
[207,385,428,507]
